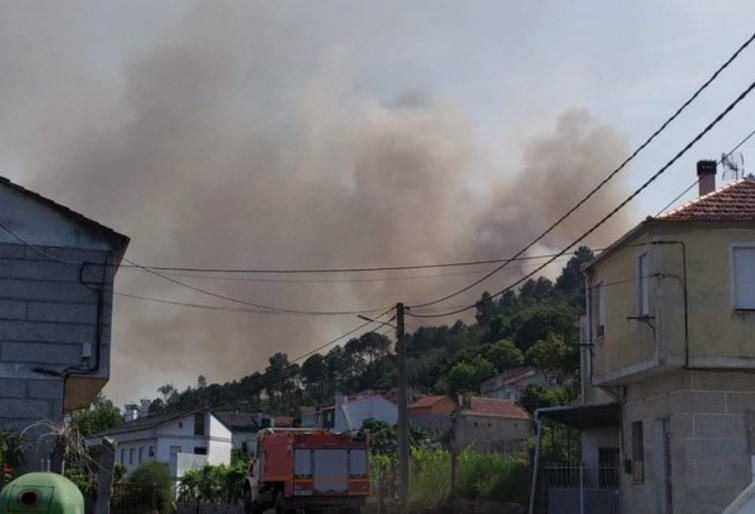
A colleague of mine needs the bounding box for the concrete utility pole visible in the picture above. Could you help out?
[396,302,410,511]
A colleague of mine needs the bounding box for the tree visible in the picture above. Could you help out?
[197,375,207,389]
[525,334,578,380]
[475,291,497,327]
[555,246,595,309]
[69,396,123,437]
[486,339,525,371]
[301,354,329,402]
[519,385,574,414]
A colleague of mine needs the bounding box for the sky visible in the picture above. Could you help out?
[2,1,755,407]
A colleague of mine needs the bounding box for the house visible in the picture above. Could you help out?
[455,395,531,453]
[0,176,129,465]
[534,162,755,514]
[300,390,399,431]
[93,405,232,483]
[214,411,271,454]
[480,366,554,401]
[408,395,457,432]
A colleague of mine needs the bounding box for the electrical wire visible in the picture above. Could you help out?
[409,30,755,311]
[655,124,755,216]
[412,75,755,319]
[122,257,391,317]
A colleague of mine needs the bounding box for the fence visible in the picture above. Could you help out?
[538,463,620,514]
[110,484,157,514]
[175,503,244,514]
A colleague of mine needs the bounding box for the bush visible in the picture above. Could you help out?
[0,429,28,487]
[406,447,530,506]
[128,462,174,514]
[177,460,247,504]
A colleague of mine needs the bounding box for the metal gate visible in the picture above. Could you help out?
[541,463,621,514]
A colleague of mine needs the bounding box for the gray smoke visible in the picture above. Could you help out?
[0,2,634,403]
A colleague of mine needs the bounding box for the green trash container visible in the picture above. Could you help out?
[0,473,85,514]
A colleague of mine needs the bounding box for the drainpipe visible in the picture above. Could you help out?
[528,412,544,514]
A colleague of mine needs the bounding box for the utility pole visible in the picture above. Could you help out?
[396,302,410,511]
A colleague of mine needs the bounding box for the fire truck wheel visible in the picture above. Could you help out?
[274,492,287,514]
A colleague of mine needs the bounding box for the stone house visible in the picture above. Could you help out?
[0,176,129,465]
[535,163,755,514]
[408,395,457,432]
[455,396,531,453]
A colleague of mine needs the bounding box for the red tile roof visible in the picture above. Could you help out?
[409,395,453,409]
[655,177,755,222]
[481,366,539,391]
[462,397,530,420]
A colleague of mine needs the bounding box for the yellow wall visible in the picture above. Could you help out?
[589,222,755,383]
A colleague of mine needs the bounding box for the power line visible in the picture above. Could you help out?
[655,124,755,216]
[412,74,755,319]
[122,257,391,317]
[118,251,583,276]
[409,30,755,311]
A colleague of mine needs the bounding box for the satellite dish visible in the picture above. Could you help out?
[721,152,745,180]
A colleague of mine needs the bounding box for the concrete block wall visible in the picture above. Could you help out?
[0,242,116,465]
[620,369,755,514]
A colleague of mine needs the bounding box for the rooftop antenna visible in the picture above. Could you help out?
[721,152,745,180]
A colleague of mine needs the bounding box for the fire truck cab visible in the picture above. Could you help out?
[244,428,370,514]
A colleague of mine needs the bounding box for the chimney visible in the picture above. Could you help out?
[697,160,717,196]
[139,399,151,417]
[335,391,345,409]
[124,404,139,422]
[459,392,472,411]
[256,410,263,428]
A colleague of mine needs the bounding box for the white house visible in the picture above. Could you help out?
[480,366,555,401]
[93,405,232,483]
[214,411,271,454]
[300,391,398,431]
[335,391,397,431]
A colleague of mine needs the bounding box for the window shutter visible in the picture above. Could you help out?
[638,253,650,316]
[734,247,755,309]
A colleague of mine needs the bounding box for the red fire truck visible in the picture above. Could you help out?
[243,428,370,514]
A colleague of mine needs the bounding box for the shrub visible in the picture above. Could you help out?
[128,462,174,514]
[177,460,247,504]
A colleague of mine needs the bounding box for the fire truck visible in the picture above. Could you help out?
[243,428,370,514]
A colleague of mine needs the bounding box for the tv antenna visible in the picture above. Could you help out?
[721,152,745,180]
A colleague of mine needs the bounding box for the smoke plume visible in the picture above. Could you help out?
[0,3,634,403]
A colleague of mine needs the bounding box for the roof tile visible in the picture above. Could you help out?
[463,397,530,420]
[655,177,755,222]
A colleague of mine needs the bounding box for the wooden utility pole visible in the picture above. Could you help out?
[396,302,410,511]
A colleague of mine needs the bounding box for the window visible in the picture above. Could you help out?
[194,412,206,436]
[733,246,755,310]
[149,446,155,458]
[350,450,368,478]
[595,282,605,337]
[138,447,144,464]
[194,447,207,455]
[129,448,135,466]
[638,253,650,316]
[120,449,125,464]
[294,449,312,478]
[632,421,645,484]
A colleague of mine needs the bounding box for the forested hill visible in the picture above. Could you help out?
[145,246,595,417]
